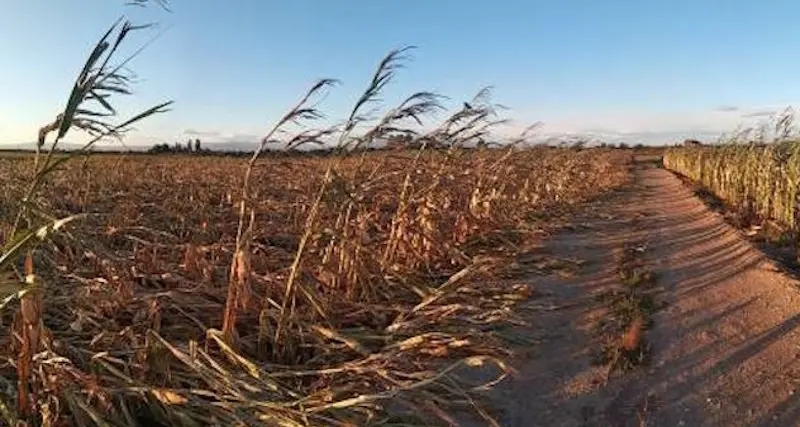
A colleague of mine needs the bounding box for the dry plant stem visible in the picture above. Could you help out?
[381,139,431,267]
[272,48,421,349]
[11,122,60,422]
[221,211,255,344]
[16,254,41,418]
[381,99,494,267]
[273,166,333,351]
[2,11,170,426]
[227,79,336,346]
[34,116,62,171]
[12,121,60,250]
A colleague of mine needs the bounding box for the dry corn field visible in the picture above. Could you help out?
[664,142,800,236]
[0,149,632,426]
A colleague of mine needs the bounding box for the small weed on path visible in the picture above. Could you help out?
[594,242,658,378]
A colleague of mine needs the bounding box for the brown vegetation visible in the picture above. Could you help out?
[0,3,638,424]
[595,241,658,377]
[0,147,630,425]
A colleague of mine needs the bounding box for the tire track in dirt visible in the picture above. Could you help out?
[466,158,800,426]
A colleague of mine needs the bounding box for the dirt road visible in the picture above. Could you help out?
[472,159,800,426]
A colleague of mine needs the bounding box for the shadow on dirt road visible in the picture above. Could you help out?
[463,158,800,427]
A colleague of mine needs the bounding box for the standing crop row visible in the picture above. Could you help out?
[664,141,800,233]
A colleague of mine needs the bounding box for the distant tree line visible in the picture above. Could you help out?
[148,138,206,154]
[145,136,652,157]
[146,134,490,157]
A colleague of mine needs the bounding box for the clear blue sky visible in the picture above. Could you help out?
[2,0,800,147]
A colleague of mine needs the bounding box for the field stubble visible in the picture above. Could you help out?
[0,148,630,425]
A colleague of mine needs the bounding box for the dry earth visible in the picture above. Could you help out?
[462,158,800,426]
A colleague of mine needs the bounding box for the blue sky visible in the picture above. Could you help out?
[2,0,800,147]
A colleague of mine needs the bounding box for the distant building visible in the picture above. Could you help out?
[683,139,703,147]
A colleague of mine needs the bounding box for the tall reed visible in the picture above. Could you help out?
[0,3,170,425]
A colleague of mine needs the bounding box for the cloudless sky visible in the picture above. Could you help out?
[3,0,800,147]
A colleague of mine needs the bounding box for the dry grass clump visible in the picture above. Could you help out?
[611,245,654,369]
[594,242,657,378]
[0,4,632,425]
[664,108,800,234]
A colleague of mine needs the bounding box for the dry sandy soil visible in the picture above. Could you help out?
[462,158,800,426]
